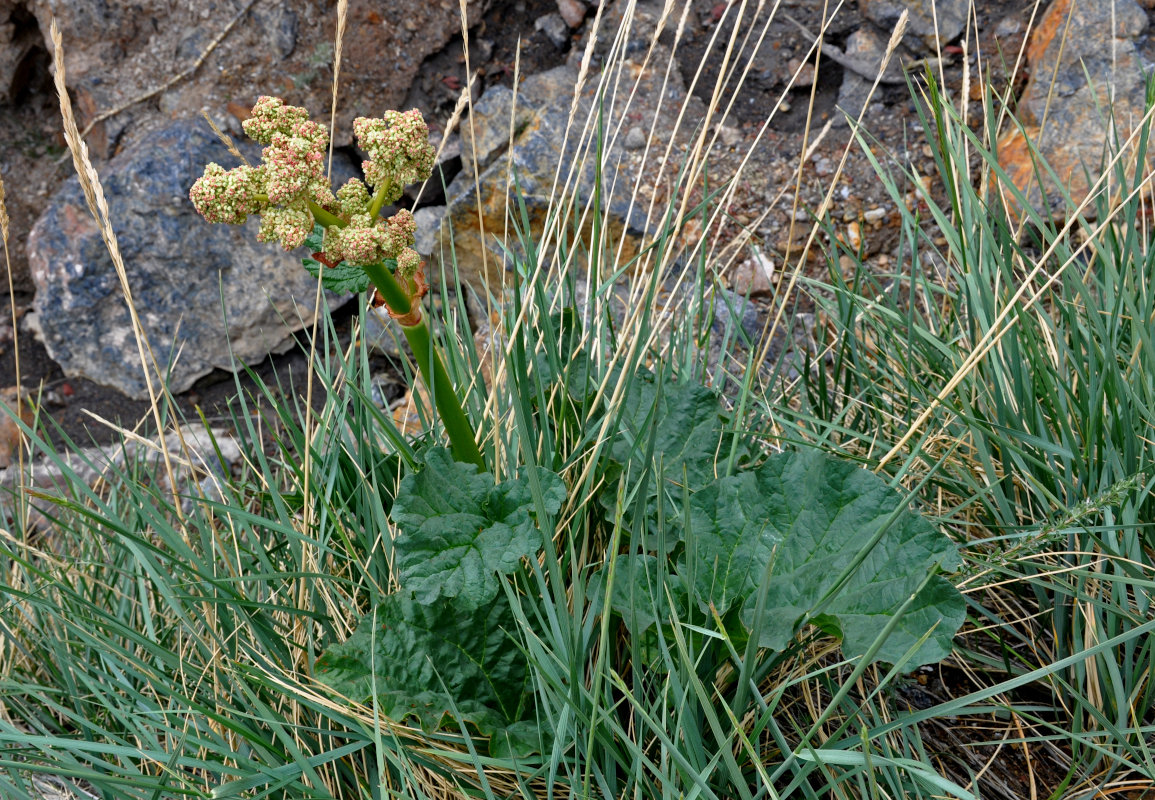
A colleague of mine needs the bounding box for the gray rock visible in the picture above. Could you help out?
[624,126,647,150]
[834,30,895,126]
[1018,0,1147,118]
[436,55,705,291]
[460,87,533,177]
[413,205,447,258]
[22,0,494,154]
[860,0,968,48]
[0,0,40,103]
[839,25,905,84]
[835,74,872,127]
[257,5,299,59]
[27,119,346,398]
[709,288,763,344]
[535,12,570,50]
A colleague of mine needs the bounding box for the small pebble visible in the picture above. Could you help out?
[786,58,814,87]
[730,248,776,297]
[555,0,587,28]
[716,124,742,147]
[624,126,647,150]
[845,221,862,251]
[994,16,1023,38]
[534,13,570,50]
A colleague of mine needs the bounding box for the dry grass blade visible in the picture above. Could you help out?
[325,0,349,179]
[48,17,187,517]
[297,0,351,661]
[0,171,9,246]
[200,110,249,166]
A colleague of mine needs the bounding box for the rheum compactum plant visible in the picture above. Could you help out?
[190,96,967,775]
[190,96,483,466]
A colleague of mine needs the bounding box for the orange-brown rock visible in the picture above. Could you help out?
[996,0,1152,218]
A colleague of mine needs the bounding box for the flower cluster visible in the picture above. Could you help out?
[188,163,265,225]
[190,97,330,250]
[190,97,434,267]
[354,109,436,206]
[324,199,419,268]
[240,95,310,144]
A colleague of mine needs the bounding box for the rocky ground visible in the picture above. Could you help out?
[4,1,1155,795]
[2,0,1154,459]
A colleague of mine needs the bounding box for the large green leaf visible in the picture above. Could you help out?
[605,370,751,538]
[681,469,777,616]
[612,370,747,491]
[390,447,566,609]
[315,592,539,756]
[682,449,964,666]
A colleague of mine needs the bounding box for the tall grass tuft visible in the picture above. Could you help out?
[766,69,1155,793]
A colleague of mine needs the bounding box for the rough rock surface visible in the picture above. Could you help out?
[997,0,1151,217]
[0,0,494,291]
[835,29,891,125]
[0,0,39,103]
[27,120,346,398]
[860,0,969,47]
[436,51,705,290]
[11,0,491,155]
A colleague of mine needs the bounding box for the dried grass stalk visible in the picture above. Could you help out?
[49,17,187,515]
[0,171,9,246]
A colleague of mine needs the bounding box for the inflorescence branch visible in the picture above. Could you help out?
[190,97,483,467]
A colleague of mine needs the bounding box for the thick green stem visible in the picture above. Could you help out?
[362,261,484,469]
[307,199,344,229]
[368,181,393,221]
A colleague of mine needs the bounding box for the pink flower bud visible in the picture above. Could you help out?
[243,96,310,145]
[396,247,421,279]
[354,109,436,195]
[189,163,266,225]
